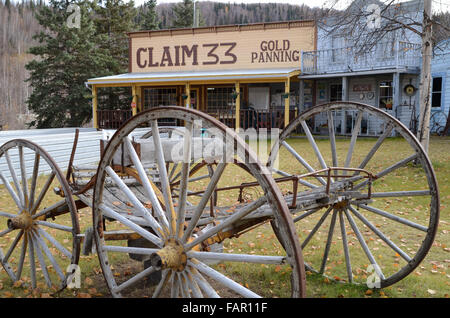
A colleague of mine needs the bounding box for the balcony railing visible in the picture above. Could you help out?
[97,109,133,129]
[301,41,421,75]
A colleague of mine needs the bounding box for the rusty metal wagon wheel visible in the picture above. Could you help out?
[268,102,439,288]
[92,106,306,298]
[0,139,80,289]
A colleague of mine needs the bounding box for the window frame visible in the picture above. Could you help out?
[431,74,445,110]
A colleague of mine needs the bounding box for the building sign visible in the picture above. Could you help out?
[128,21,316,73]
[353,84,372,92]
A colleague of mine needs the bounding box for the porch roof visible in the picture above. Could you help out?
[87,68,301,86]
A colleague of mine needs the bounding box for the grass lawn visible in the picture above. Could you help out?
[0,135,448,298]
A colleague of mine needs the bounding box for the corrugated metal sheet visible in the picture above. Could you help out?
[0,128,103,184]
[0,127,159,184]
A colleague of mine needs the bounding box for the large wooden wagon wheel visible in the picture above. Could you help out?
[268,102,439,288]
[0,140,80,289]
[92,106,306,298]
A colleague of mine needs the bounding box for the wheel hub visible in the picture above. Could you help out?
[7,212,33,230]
[150,238,187,272]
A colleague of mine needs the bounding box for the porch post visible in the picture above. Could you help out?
[299,79,305,112]
[393,72,401,117]
[342,76,348,101]
[185,83,191,108]
[284,77,291,127]
[235,81,240,132]
[131,85,137,116]
[92,85,98,129]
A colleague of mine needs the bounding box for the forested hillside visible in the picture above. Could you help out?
[0,1,42,129]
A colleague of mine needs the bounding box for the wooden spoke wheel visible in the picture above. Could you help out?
[268,102,439,288]
[0,139,80,289]
[92,106,306,298]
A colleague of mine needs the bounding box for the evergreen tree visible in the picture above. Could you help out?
[93,0,137,110]
[172,0,193,28]
[25,0,113,128]
[140,0,158,31]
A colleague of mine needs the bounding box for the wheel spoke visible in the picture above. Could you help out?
[320,209,338,273]
[30,171,56,214]
[184,197,266,251]
[3,230,23,263]
[32,199,68,220]
[354,153,418,191]
[170,271,179,298]
[371,190,430,198]
[348,205,411,262]
[343,208,385,280]
[176,121,193,238]
[293,208,321,223]
[357,124,393,171]
[185,268,203,298]
[28,153,40,210]
[102,245,158,255]
[300,120,328,170]
[151,120,177,235]
[33,231,65,281]
[0,172,23,210]
[112,265,157,294]
[16,234,27,281]
[188,266,220,298]
[182,162,226,243]
[5,150,25,207]
[338,210,352,283]
[282,140,327,185]
[18,146,29,207]
[0,211,16,219]
[100,204,163,247]
[105,166,165,238]
[28,232,37,288]
[190,259,261,298]
[37,228,72,259]
[34,220,73,233]
[356,203,428,232]
[124,137,169,235]
[327,111,338,167]
[189,266,220,298]
[0,228,13,237]
[152,270,170,298]
[187,251,286,264]
[31,231,52,287]
[301,206,332,249]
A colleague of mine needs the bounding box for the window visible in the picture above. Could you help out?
[379,81,393,109]
[143,87,177,109]
[330,84,342,102]
[432,77,443,108]
[206,87,235,113]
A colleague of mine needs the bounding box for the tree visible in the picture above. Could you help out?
[172,0,193,28]
[93,0,137,110]
[139,0,158,31]
[26,0,113,128]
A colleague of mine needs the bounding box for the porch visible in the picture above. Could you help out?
[301,41,421,75]
[88,68,301,131]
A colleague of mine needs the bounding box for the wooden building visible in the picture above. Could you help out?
[87,20,317,130]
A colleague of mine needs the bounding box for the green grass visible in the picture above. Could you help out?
[0,135,449,298]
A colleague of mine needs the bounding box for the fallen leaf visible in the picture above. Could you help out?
[77,293,92,298]
[85,277,93,286]
[427,289,436,295]
[365,289,373,296]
